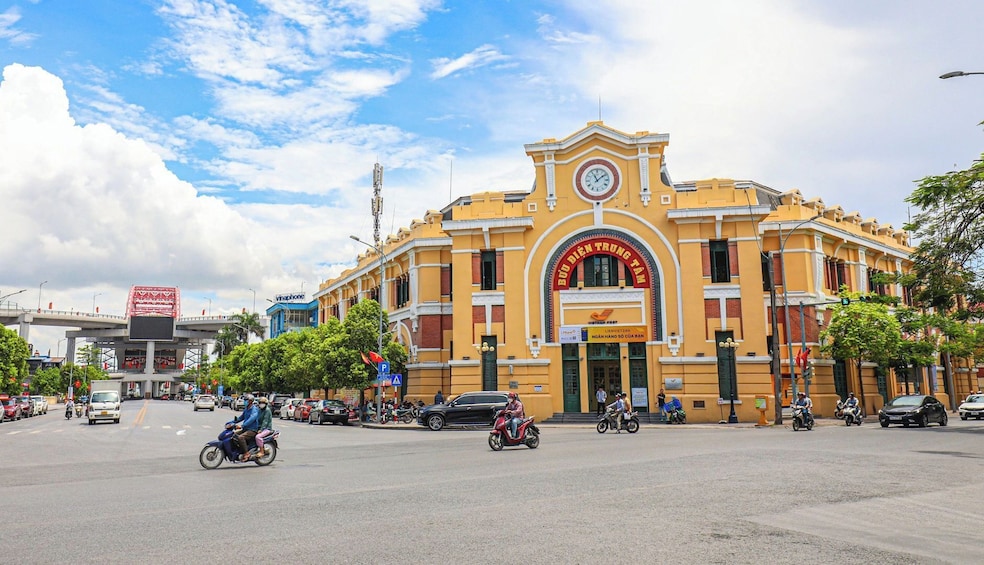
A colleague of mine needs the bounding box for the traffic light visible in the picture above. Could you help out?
[840,297,850,306]
[803,361,814,383]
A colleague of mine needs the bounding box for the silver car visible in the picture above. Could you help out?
[194,394,216,412]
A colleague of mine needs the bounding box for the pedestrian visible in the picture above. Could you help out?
[657,388,667,421]
[595,386,607,416]
[434,390,444,404]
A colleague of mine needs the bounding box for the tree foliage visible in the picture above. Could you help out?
[820,294,902,409]
[0,325,30,395]
[904,153,984,309]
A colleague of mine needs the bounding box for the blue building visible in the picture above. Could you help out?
[266,299,319,338]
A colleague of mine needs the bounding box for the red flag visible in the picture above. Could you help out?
[368,351,384,364]
[360,352,370,365]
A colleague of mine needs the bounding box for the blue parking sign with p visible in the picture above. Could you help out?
[379,361,390,374]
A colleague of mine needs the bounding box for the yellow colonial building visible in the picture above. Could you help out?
[315,122,944,423]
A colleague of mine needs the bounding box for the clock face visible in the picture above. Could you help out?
[574,159,620,201]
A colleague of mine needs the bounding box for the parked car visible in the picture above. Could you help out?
[292,398,320,422]
[879,395,948,428]
[17,395,37,417]
[233,396,246,411]
[1,397,23,421]
[958,394,984,420]
[219,395,233,407]
[416,391,510,431]
[30,395,49,415]
[270,394,293,414]
[280,398,302,420]
[310,399,350,425]
[194,394,216,411]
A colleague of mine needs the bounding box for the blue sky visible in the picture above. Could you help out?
[1,0,982,355]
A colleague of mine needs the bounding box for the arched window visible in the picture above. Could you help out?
[574,254,635,288]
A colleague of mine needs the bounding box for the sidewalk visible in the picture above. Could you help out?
[360,417,847,431]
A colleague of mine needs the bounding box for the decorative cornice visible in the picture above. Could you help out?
[559,288,645,304]
[703,286,742,299]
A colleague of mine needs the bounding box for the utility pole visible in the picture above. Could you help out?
[372,162,383,249]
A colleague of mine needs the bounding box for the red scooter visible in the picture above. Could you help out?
[488,409,540,451]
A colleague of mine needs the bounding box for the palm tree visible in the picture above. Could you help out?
[230,311,265,344]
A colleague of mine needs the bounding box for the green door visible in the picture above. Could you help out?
[562,344,580,412]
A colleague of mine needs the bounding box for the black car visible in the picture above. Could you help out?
[417,391,510,431]
[270,394,293,414]
[878,395,948,428]
[309,399,350,425]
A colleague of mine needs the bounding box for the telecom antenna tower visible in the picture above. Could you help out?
[372,162,383,248]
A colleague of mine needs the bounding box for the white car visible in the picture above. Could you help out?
[194,395,216,411]
[280,398,302,420]
[30,396,49,415]
[958,394,984,420]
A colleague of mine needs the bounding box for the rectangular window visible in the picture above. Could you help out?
[481,250,496,290]
[583,255,619,287]
[709,240,731,283]
[761,254,772,291]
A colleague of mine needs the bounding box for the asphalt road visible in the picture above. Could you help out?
[2,400,982,564]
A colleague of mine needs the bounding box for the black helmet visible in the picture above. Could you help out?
[848,392,855,397]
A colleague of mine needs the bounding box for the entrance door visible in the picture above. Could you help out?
[590,363,622,402]
[562,344,580,412]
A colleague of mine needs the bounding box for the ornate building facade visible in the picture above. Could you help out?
[315,122,930,422]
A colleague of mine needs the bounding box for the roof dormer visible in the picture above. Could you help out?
[823,205,844,222]
[779,189,803,206]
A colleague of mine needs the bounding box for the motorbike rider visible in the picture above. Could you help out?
[844,392,860,421]
[65,398,74,418]
[619,392,632,430]
[253,397,274,456]
[607,393,626,433]
[230,394,259,461]
[503,392,525,439]
[794,391,814,425]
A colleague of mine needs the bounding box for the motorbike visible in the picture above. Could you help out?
[65,404,73,420]
[395,407,416,424]
[791,405,814,431]
[665,404,687,424]
[75,404,83,418]
[597,408,640,433]
[199,425,280,469]
[488,409,540,451]
[840,401,863,426]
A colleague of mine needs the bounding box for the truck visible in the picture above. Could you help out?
[88,380,123,425]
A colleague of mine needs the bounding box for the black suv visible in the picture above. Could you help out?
[417,391,510,431]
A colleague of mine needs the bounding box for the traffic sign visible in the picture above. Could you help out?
[379,361,390,374]
[391,374,402,386]
[377,373,390,384]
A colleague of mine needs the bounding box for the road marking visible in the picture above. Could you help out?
[162,425,172,429]
[133,400,149,427]
[6,430,22,435]
[176,430,187,435]
[142,425,151,430]
[29,430,41,434]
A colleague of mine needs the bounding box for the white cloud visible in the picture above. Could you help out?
[0,7,37,46]
[430,45,509,79]
[0,64,279,292]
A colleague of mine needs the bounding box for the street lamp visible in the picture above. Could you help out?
[778,215,822,402]
[477,341,496,390]
[38,280,48,311]
[940,71,984,79]
[718,337,740,423]
[248,288,256,313]
[0,288,27,306]
[57,338,66,358]
[92,292,103,314]
[350,235,387,423]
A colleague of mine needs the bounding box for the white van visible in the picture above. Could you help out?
[88,390,121,425]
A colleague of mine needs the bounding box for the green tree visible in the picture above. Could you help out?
[30,366,63,395]
[230,311,265,343]
[904,152,984,309]
[820,293,902,412]
[0,326,30,395]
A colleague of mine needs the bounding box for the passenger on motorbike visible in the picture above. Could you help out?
[845,392,859,409]
[230,394,259,461]
[254,397,274,456]
[503,392,525,439]
[65,398,74,417]
[619,393,632,430]
[794,391,814,425]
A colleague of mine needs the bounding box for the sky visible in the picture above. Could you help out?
[1,0,982,357]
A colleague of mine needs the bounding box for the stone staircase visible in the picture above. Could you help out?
[541,412,666,424]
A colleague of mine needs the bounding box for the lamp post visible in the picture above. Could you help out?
[776,214,822,403]
[92,292,103,314]
[38,280,48,311]
[718,337,740,423]
[0,288,27,306]
[477,341,496,390]
[350,235,387,424]
[940,71,984,79]
[248,288,256,313]
[57,338,66,358]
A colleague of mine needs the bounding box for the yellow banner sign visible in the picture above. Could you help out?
[586,325,647,343]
